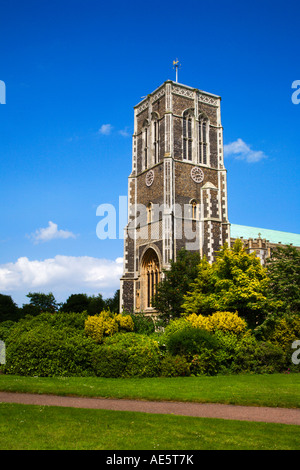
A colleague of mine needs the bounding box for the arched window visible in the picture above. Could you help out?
[147,202,152,224]
[141,248,160,309]
[153,120,159,164]
[151,112,160,165]
[183,110,193,161]
[198,113,209,165]
[142,119,149,170]
[189,199,198,219]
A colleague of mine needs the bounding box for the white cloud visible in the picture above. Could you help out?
[224,138,267,163]
[0,255,123,305]
[98,124,113,135]
[97,124,131,137]
[31,221,76,243]
[118,127,130,137]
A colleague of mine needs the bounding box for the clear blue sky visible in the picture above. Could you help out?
[0,0,299,306]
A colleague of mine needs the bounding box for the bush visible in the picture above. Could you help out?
[2,307,288,378]
[160,355,190,377]
[166,326,220,358]
[189,351,221,376]
[188,331,234,376]
[229,334,286,374]
[4,323,100,377]
[5,311,89,336]
[92,346,129,378]
[99,333,161,377]
[2,312,158,378]
[253,341,286,373]
[163,317,189,339]
[85,312,118,343]
[115,313,135,332]
[0,320,16,342]
[48,311,89,331]
[259,315,300,352]
[128,312,156,335]
[84,310,134,343]
[187,311,247,336]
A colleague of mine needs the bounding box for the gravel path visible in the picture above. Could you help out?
[1,391,300,425]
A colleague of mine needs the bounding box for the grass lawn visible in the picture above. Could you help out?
[1,373,299,450]
[0,373,299,408]
[0,402,299,450]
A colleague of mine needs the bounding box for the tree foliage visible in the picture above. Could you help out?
[61,291,119,315]
[182,240,271,328]
[151,249,200,324]
[61,293,90,313]
[0,294,20,322]
[25,292,59,314]
[265,245,300,315]
[103,289,120,313]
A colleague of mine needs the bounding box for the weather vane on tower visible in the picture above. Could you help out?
[173,59,181,83]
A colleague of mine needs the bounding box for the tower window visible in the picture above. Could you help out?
[142,119,149,170]
[153,120,159,164]
[183,110,193,161]
[189,199,198,219]
[144,127,148,169]
[198,115,209,165]
[147,202,152,224]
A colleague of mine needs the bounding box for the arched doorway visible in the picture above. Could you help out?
[141,248,160,310]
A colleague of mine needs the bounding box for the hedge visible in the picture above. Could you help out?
[4,324,100,377]
[0,309,295,378]
[166,326,220,358]
[99,333,161,377]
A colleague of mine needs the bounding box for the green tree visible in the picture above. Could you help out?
[0,294,20,322]
[182,240,271,328]
[20,303,40,317]
[152,249,200,324]
[104,290,120,313]
[87,293,105,315]
[265,245,300,315]
[61,293,90,313]
[60,292,114,315]
[24,292,59,314]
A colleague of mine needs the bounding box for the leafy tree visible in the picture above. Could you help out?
[182,240,272,328]
[152,249,200,324]
[20,303,41,317]
[61,293,90,313]
[87,293,105,315]
[104,289,120,313]
[265,245,300,315]
[24,292,59,314]
[60,291,119,315]
[0,294,20,322]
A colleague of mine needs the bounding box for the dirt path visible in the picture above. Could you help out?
[1,391,300,425]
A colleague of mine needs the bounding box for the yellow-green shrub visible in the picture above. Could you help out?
[116,313,134,332]
[266,316,300,351]
[85,310,134,343]
[186,311,247,336]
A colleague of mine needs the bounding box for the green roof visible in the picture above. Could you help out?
[230,224,300,246]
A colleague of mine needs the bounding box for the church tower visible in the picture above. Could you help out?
[120,80,230,313]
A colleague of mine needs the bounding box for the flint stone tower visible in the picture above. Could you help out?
[120,80,230,313]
